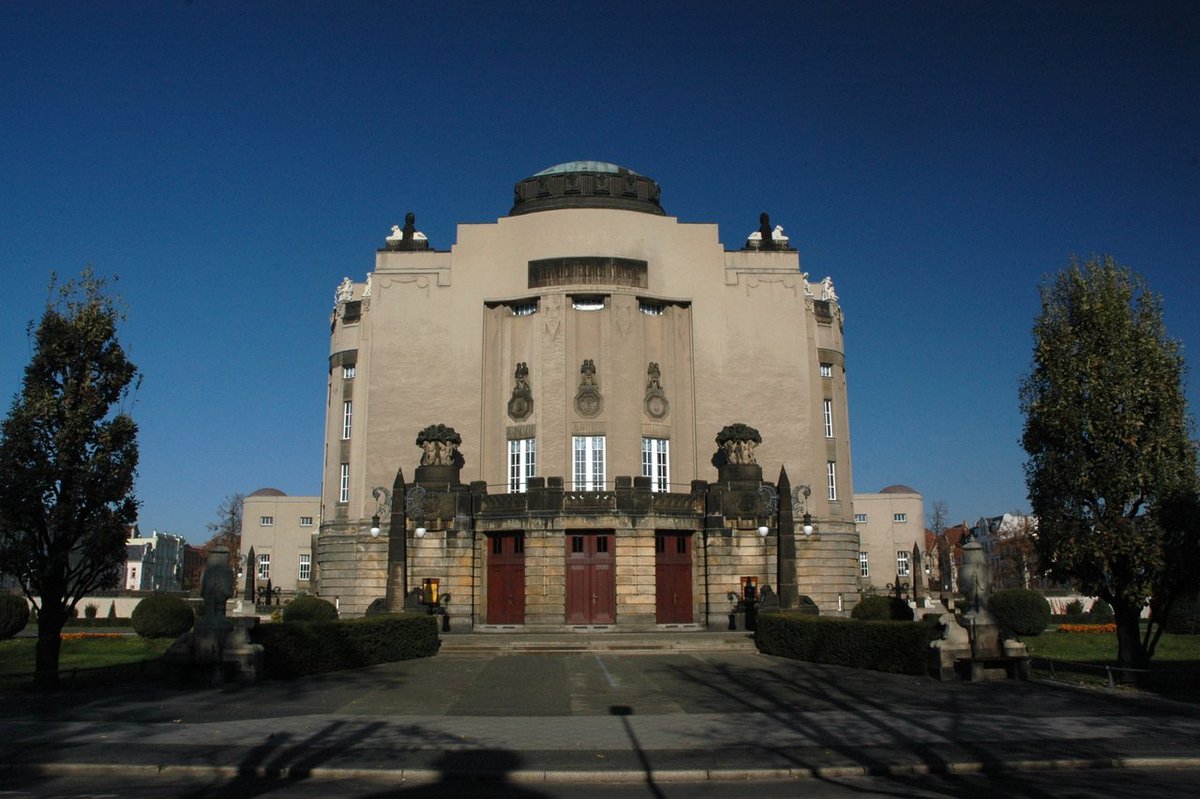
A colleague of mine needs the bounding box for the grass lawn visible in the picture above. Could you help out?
[1024,626,1200,703]
[0,635,172,688]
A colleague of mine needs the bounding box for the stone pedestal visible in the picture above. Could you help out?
[165,616,264,684]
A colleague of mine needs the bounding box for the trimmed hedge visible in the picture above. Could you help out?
[988,589,1051,637]
[281,595,338,623]
[130,594,195,639]
[251,612,439,679]
[755,611,937,675]
[0,594,30,639]
[850,593,914,622]
[1164,594,1200,635]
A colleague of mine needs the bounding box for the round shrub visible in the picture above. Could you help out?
[282,595,339,623]
[851,594,914,621]
[1164,594,1200,635]
[130,594,195,639]
[0,594,31,639]
[1088,599,1114,623]
[988,589,1051,637]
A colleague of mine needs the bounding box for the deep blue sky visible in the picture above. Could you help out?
[2,2,1197,543]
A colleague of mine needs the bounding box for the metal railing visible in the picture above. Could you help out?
[1031,656,1151,688]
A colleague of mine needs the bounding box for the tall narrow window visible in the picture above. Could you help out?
[257,554,271,581]
[572,435,606,490]
[339,463,350,503]
[641,437,669,492]
[342,401,352,440]
[820,363,833,378]
[823,399,834,438]
[896,550,910,577]
[298,554,311,581]
[508,438,536,493]
[343,365,356,379]
[859,552,869,577]
[826,461,837,500]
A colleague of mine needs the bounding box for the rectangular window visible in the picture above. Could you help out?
[342,401,352,440]
[854,513,867,523]
[257,554,271,581]
[299,516,313,527]
[259,516,273,526]
[638,300,664,315]
[893,513,907,523]
[859,552,869,577]
[641,437,669,492]
[571,296,605,311]
[572,435,606,490]
[511,300,538,316]
[897,550,911,577]
[298,554,311,581]
[343,365,356,379]
[820,363,833,378]
[823,399,834,438]
[508,438,536,493]
[339,463,350,503]
[826,461,837,500]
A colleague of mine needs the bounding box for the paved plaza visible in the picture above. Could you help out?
[1,641,1199,790]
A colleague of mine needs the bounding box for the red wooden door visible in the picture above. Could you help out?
[655,533,693,623]
[565,532,615,624]
[487,533,525,624]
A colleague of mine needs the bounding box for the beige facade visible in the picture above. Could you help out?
[316,162,860,626]
[241,489,319,595]
[852,485,926,593]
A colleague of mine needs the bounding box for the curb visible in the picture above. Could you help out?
[6,756,1200,784]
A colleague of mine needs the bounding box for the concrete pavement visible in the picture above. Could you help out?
[1,634,1199,786]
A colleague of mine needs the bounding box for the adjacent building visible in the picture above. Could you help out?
[122,528,186,592]
[241,488,320,596]
[314,161,860,627]
[852,485,927,594]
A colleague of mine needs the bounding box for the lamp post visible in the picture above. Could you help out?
[406,485,428,538]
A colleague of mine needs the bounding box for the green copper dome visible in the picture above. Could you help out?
[533,161,639,177]
[510,162,663,216]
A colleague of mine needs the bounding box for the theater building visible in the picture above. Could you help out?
[315,161,860,628]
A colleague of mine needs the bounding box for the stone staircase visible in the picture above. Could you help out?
[437,630,758,654]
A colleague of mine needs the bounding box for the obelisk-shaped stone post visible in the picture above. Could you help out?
[776,466,798,610]
[385,467,409,612]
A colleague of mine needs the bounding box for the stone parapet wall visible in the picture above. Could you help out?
[796,524,859,615]
[315,533,387,617]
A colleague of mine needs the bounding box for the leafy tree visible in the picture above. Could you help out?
[204,492,243,569]
[1020,255,1198,673]
[0,269,139,689]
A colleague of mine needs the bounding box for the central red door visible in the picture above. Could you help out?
[565,532,615,624]
[487,532,525,624]
[655,532,693,623]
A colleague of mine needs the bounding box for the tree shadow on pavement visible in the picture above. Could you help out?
[654,655,1066,799]
[364,749,552,798]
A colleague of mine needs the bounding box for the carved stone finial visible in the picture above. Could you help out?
[415,424,463,467]
[715,423,762,465]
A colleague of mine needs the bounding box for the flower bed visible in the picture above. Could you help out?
[1056,623,1117,634]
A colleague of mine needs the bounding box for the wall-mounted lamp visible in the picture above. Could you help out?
[369,486,392,538]
[406,485,428,540]
[757,482,778,541]
[794,484,814,535]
